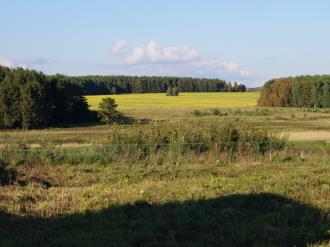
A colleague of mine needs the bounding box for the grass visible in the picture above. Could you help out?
[1,154,330,246]
[86,92,260,110]
[0,120,285,167]
[1,106,330,146]
[1,92,330,246]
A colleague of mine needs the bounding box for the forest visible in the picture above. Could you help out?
[67,75,246,95]
[258,75,330,108]
[0,66,93,129]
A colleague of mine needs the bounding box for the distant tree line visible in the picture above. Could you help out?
[0,66,247,129]
[67,75,246,95]
[0,66,93,129]
[258,75,330,108]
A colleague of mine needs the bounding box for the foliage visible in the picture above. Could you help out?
[258,75,330,108]
[166,86,179,96]
[0,66,93,129]
[97,98,119,124]
[0,119,286,166]
[98,119,286,162]
[65,75,246,95]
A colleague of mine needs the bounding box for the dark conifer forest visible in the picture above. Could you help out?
[66,75,246,95]
[0,67,91,129]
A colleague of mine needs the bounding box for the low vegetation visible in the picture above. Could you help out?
[0,147,330,246]
[0,119,285,168]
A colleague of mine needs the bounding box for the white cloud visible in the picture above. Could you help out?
[127,46,145,64]
[123,40,200,64]
[111,40,252,83]
[0,57,13,68]
[112,39,128,54]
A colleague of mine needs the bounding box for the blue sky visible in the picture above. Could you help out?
[1,0,329,86]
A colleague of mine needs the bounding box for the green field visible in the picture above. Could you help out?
[2,92,330,246]
[86,92,260,110]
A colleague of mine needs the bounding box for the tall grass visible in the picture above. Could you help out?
[95,119,286,163]
[0,119,286,167]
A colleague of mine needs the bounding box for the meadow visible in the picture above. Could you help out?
[1,92,330,246]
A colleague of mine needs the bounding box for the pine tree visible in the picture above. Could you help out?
[98,98,119,125]
[0,80,21,128]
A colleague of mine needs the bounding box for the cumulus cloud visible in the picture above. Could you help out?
[127,46,145,64]
[113,40,200,65]
[145,41,199,63]
[112,39,128,54]
[111,40,252,82]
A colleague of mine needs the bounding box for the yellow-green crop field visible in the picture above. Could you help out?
[86,92,260,110]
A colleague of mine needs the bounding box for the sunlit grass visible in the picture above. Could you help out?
[86,92,260,110]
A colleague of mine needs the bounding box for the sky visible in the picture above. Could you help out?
[1,0,330,87]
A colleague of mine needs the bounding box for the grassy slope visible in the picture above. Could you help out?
[86,92,260,110]
[0,157,330,246]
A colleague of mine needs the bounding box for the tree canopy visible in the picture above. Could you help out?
[66,75,246,95]
[166,86,179,96]
[0,66,93,129]
[258,75,330,108]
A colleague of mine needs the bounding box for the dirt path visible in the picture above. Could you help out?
[287,131,330,141]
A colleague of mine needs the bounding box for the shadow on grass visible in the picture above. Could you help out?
[50,112,151,129]
[116,113,151,125]
[0,193,329,247]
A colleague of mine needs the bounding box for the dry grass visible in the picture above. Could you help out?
[288,131,330,141]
